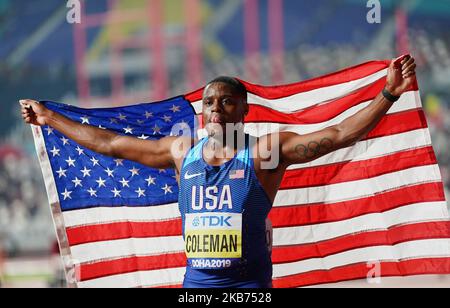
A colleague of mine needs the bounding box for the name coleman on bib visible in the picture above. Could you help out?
[184,205,242,261]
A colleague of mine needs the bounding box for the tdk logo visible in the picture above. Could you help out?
[193,216,232,227]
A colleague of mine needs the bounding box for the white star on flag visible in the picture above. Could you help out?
[61,189,72,200]
[105,168,115,177]
[145,176,156,186]
[50,146,61,157]
[152,124,161,135]
[138,134,149,140]
[123,126,134,134]
[65,157,76,167]
[110,118,118,124]
[170,105,181,113]
[87,188,97,197]
[61,137,70,146]
[144,111,153,119]
[96,177,106,188]
[117,113,127,121]
[111,188,121,198]
[161,184,172,195]
[114,159,124,166]
[120,178,130,188]
[129,167,140,177]
[162,115,172,123]
[45,127,54,135]
[76,146,85,156]
[90,157,99,166]
[135,188,146,197]
[80,167,92,177]
[56,167,67,178]
[81,116,90,124]
[72,177,83,187]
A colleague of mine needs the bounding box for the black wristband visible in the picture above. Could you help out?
[382,87,400,102]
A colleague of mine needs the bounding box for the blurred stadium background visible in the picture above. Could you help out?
[0,0,449,287]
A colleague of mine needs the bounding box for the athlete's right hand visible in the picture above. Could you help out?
[20,99,50,126]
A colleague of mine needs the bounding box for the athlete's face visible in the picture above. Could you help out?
[202,82,248,137]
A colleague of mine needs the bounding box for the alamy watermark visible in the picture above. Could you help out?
[366,260,382,284]
[66,0,81,24]
[367,0,381,24]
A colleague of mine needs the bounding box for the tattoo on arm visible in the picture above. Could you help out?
[294,138,334,160]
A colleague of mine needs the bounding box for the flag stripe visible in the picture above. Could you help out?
[245,79,415,124]
[272,221,450,265]
[190,74,419,115]
[273,258,450,288]
[287,128,431,170]
[71,236,184,264]
[79,252,187,282]
[272,239,450,278]
[273,201,449,246]
[282,146,436,189]
[242,91,422,136]
[270,182,445,228]
[186,60,392,103]
[77,267,186,288]
[274,165,442,207]
[67,219,182,246]
[63,203,180,228]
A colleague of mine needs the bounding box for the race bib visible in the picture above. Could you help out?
[185,213,242,268]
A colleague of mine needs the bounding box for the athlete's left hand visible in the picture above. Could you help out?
[385,55,416,97]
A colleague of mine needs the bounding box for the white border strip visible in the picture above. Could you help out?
[31,125,78,288]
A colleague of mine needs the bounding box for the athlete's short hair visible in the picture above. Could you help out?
[206,76,247,102]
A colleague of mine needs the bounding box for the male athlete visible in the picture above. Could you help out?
[21,56,416,288]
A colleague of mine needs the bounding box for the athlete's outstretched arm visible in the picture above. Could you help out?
[20,99,191,169]
[279,55,416,167]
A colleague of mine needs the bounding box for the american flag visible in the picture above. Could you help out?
[32,60,450,288]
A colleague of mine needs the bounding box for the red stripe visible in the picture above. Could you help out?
[152,284,183,289]
[281,146,437,189]
[272,221,450,265]
[365,109,428,139]
[246,78,389,124]
[273,257,450,288]
[269,182,445,228]
[67,219,182,246]
[185,60,391,103]
[79,252,187,282]
[241,61,393,99]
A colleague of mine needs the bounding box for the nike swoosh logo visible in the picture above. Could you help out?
[184,172,204,180]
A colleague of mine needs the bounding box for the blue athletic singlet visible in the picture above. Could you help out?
[178,134,273,288]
